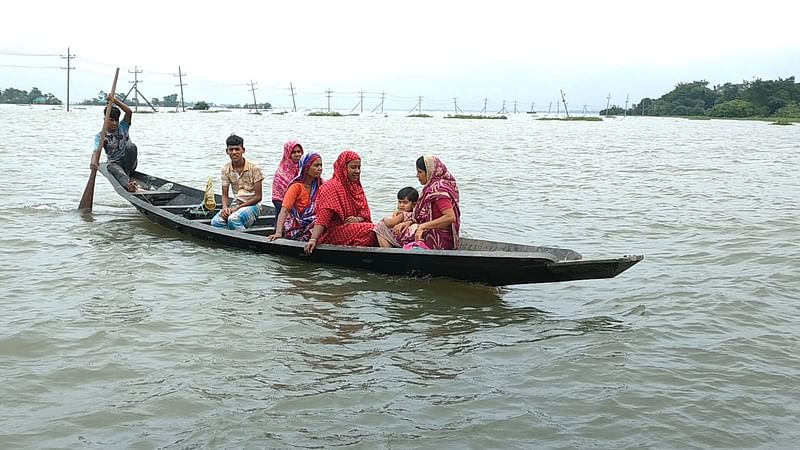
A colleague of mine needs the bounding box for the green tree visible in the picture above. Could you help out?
[774,102,800,118]
[740,77,799,116]
[651,81,716,116]
[1,88,29,103]
[162,94,178,107]
[713,82,743,104]
[28,87,43,102]
[709,99,755,117]
[192,101,210,110]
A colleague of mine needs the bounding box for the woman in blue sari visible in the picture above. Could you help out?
[267,152,324,241]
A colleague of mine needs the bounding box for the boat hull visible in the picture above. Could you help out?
[100,167,643,286]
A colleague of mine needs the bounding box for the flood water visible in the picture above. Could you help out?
[1,105,799,448]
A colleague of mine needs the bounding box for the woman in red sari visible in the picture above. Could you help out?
[304,150,377,254]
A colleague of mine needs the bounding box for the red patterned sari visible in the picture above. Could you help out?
[313,150,377,247]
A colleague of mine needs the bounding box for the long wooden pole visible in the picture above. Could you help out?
[78,68,120,211]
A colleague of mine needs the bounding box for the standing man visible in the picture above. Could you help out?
[90,94,138,192]
[210,134,264,230]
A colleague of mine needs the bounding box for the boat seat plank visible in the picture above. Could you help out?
[242,226,274,234]
[133,190,183,205]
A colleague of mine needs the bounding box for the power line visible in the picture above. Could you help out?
[0,50,60,57]
[0,64,60,69]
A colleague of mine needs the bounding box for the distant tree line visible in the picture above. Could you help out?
[601,77,800,118]
[0,87,62,105]
[78,91,271,110]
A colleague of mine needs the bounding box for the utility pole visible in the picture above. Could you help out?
[624,94,630,118]
[248,80,259,113]
[583,104,588,115]
[529,102,535,113]
[371,91,386,114]
[174,65,187,112]
[60,47,75,111]
[481,98,488,114]
[560,90,570,118]
[289,82,297,112]
[452,97,463,114]
[513,100,518,114]
[121,67,157,112]
[548,101,552,114]
[497,100,509,114]
[351,89,365,114]
[605,92,611,117]
[325,89,333,112]
[128,66,143,111]
[409,96,423,114]
[556,100,560,115]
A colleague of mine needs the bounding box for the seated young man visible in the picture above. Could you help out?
[210,134,264,230]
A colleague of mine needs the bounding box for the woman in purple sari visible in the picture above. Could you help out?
[375,154,461,250]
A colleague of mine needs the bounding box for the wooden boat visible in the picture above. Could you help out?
[99,167,643,286]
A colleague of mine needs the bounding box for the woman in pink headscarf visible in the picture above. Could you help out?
[377,155,461,250]
[304,150,378,254]
[271,140,304,219]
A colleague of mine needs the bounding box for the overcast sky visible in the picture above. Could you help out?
[2,0,799,111]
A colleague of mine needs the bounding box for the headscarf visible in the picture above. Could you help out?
[315,150,371,223]
[272,140,303,201]
[288,151,324,188]
[414,154,461,248]
[283,151,324,241]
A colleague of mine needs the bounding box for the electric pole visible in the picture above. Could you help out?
[560,90,570,118]
[128,66,143,111]
[371,91,386,114]
[60,47,75,111]
[497,100,509,114]
[605,92,611,117]
[248,80,259,112]
[624,94,630,118]
[513,100,518,114]
[325,89,333,112]
[452,97,463,114]
[409,96,422,114]
[481,98,488,114]
[174,65,187,112]
[289,82,297,112]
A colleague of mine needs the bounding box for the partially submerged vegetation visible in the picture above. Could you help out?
[307,111,342,117]
[771,118,794,125]
[407,113,433,118]
[537,116,602,121]
[445,114,507,120]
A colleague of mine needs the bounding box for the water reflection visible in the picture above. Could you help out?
[261,257,625,381]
